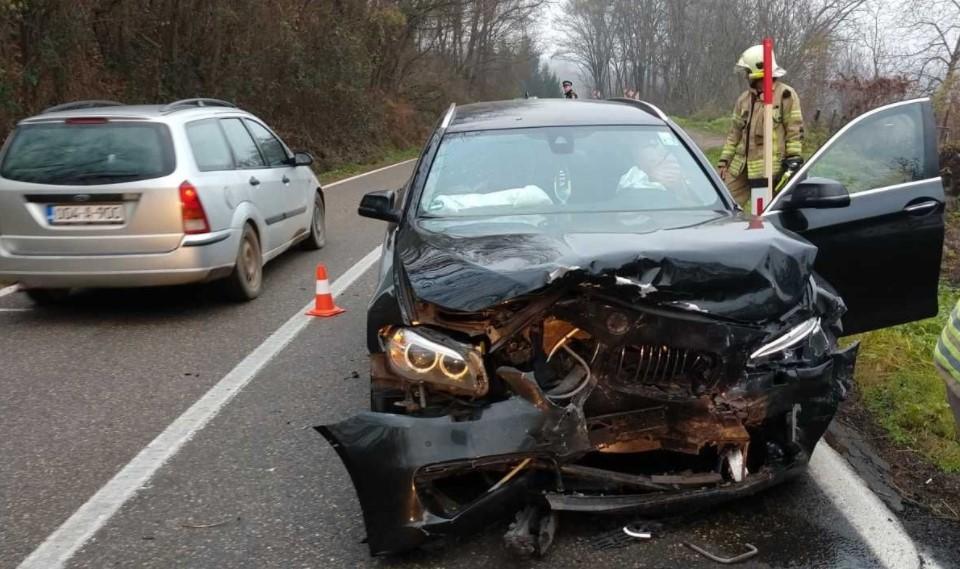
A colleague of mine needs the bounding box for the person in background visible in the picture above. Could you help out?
[592,89,602,99]
[562,80,579,99]
[934,298,960,436]
[717,45,804,208]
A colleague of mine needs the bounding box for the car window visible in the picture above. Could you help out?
[0,122,175,185]
[220,118,265,168]
[805,104,927,194]
[420,126,720,217]
[244,120,289,167]
[186,119,234,171]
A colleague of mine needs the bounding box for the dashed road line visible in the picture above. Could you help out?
[0,284,19,298]
[324,158,416,188]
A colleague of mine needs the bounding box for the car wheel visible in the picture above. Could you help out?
[300,193,326,250]
[222,224,263,301]
[24,288,70,305]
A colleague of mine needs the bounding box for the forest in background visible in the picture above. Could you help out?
[0,0,957,171]
[0,0,557,169]
[557,0,959,144]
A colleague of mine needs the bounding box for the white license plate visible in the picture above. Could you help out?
[47,203,125,225]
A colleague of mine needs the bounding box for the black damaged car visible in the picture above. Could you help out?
[318,98,945,556]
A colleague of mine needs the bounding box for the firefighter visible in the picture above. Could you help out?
[562,80,579,99]
[934,298,960,434]
[717,45,804,208]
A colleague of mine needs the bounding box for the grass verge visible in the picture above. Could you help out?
[850,286,960,473]
[671,115,729,137]
[318,147,420,185]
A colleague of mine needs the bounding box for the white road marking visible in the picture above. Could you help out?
[0,284,19,298]
[324,158,416,188]
[811,443,945,569]
[17,246,382,569]
[0,308,31,313]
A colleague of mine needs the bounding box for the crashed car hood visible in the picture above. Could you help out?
[398,210,817,321]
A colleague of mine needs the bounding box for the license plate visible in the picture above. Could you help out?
[47,203,125,225]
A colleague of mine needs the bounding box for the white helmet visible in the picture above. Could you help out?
[735,45,786,80]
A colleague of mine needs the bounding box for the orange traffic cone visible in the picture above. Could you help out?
[306,264,345,317]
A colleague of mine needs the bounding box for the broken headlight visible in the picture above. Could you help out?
[749,317,826,363]
[385,328,488,397]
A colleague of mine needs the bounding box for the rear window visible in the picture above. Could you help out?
[186,119,234,171]
[0,121,175,185]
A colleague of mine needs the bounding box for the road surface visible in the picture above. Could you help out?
[0,160,952,568]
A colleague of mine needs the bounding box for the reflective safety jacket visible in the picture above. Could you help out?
[719,81,804,183]
[935,299,960,384]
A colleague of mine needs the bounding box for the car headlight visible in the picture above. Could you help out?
[385,328,488,397]
[749,317,824,362]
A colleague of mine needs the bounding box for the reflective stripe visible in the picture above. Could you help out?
[316,280,331,295]
[935,345,960,382]
[936,301,960,382]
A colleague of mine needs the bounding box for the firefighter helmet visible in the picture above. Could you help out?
[735,45,786,80]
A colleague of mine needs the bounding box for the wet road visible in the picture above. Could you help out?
[0,160,951,568]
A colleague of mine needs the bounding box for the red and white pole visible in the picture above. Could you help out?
[758,37,775,214]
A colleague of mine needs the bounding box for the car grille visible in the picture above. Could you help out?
[610,344,720,397]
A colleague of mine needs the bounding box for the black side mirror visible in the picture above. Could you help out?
[292,151,314,167]
[779,177,851,210]
[359,190,400,222]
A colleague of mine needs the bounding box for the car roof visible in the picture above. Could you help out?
[19,104,254,125]
[445,99,667,133]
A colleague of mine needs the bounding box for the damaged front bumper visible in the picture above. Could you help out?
[318,343,858,556]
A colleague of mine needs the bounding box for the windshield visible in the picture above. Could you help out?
[420,126,721,217]
[0,121,175,185]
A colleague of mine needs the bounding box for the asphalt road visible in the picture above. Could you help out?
[0,160,952,569]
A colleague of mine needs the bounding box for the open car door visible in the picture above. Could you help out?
[766,98,944,336]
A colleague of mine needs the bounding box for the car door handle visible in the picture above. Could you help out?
[249,176,260,187]
[282,175,290,184]
[904,200,938,215]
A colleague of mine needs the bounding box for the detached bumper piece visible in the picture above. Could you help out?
[317,390,591,556]
[319,343,858,556]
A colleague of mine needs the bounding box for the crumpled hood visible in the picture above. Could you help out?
[398,211,817,322]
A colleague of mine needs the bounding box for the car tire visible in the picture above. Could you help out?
[300,192,326,250]
[24,288,70,305]
[221,224,263,302]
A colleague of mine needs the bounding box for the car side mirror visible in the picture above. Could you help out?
[359,190,401,223]
[292,152,314,167]
[780,177,851,210]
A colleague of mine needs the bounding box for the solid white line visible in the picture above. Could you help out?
[0,284,19,298]
[324,158,416,188]
[811,443,944,569]
[0,308,31,313]
[17,246,382,569]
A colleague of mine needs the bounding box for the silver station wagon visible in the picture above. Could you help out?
[0,99,326,303]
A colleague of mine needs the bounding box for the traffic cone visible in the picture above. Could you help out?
[306,264,345,317]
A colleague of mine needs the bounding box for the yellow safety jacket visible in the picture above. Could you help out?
[719,81,804,183]
[935,299,960,384]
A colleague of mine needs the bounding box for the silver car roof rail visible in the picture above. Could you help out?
[42,100,124,114]
[440,103,456,129]
[608,98,670,122]
[161,98,237,113]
